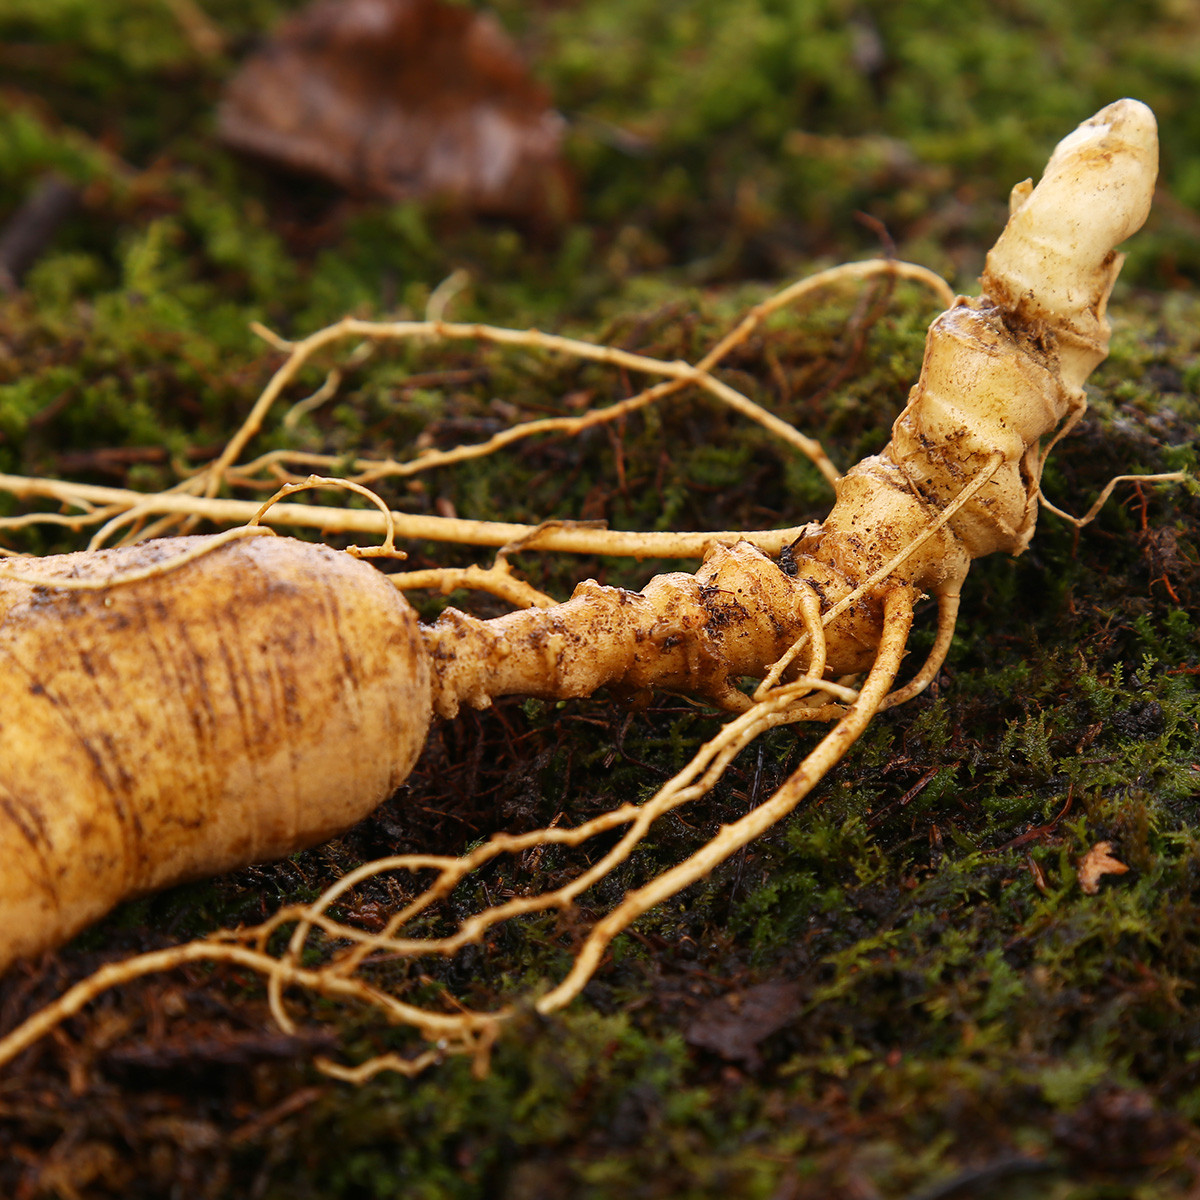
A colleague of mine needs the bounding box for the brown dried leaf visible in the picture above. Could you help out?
[1053,1088,1184,1169]
[1025,850,1048,894]
[685,980,802,1069]
[217,0,574,224]
[1077,840,1130,895]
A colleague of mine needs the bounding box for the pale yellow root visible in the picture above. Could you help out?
[45,255,945,551]
[218,258,951,500]
[880,588,961,710]
[752,454,1003,703]
[245,473,405,560]
[537,584,915,1014]
[0,471,808,561]
[2,105,1191,1088]
[1038,471,1189,528]
[388,561,558,609]
[0,525,276,589]
[0,258,951,572]
[0,942,501,1076]
[0,612,896,1077]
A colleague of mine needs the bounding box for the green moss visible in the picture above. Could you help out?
[2,2,1200,1197]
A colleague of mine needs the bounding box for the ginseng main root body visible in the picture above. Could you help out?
[0,100,1168,1075]
[0,535,430,968]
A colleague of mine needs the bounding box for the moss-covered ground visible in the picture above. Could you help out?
[1,2,1199,1197]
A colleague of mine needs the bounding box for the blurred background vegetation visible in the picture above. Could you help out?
[0,2,1198,1198]
[2,0,1200,506]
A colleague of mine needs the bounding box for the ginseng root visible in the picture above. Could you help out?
[0,533,431,968]
[0,99,1183,1078]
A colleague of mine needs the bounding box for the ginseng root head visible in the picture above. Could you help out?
[982,98,1158,393]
